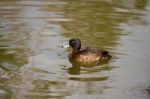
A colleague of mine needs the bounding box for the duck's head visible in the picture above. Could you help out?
[69,38,81,51]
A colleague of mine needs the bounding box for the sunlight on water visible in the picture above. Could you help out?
[0,0,150,99]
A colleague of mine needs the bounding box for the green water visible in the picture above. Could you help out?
[0,0,150,99]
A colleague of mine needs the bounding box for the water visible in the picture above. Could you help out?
[0,0,150,99]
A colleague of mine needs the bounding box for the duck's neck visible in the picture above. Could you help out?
[71,49,78,55]
[70,45,81,58]
[69,49,79,59]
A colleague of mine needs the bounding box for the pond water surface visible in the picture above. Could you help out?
[0,0,150,99]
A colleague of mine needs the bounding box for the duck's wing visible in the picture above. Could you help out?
[80,47,111,59]
[79,47,102,55]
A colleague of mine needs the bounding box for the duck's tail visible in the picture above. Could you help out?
[101,51,112,60]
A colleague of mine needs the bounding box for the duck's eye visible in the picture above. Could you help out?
[71,40,75,44]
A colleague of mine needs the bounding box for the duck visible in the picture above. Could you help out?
[67,38,111,65]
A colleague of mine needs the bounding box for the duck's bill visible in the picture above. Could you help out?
[62,44,70,48]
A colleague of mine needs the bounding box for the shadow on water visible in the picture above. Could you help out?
[0,0,150,99]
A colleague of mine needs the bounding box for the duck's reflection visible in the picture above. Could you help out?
[67,65,81,75]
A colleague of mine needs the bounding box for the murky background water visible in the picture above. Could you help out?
[0,0,150,99]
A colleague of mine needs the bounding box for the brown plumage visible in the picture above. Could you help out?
[68,38,111,65]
